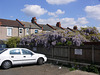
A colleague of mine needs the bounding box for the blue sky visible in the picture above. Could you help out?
[0,0,100,30]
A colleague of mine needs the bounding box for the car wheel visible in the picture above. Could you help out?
[1,61,12,69]
[37,58,44,65]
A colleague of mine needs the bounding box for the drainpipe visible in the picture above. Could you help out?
[23,24,25,37]
[18,27,19,37]
[30,25,31,35]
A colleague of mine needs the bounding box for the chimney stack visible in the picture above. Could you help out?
[56,22,61,27]
[31,17,37,24]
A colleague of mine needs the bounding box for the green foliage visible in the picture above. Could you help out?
[6,37,20,48]
[81,65,99,74]
[69,68,76,71]
[88,65,99,73]
[67,41,72,46]
[66,61,99,74]
[56,42,63,46]
[69,63,99,74]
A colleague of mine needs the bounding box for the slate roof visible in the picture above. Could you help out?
[52,26,63,30]
[39,24,65,31]
[39,24,54,31]
[21,21,40,29]
[0,19,22,27]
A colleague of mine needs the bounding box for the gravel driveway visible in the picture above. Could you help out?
[0,64,99,75]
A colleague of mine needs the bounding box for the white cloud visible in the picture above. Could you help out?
[21,5,47,17]
[85,4,100,20]
[38,18,58,25]
[37,17,88,28]
[48,12,57,17]
[46,0,76,5]
[76,17,89,25]
[56,9,65,14]
[61,18,76,27]
[48,9,65,17]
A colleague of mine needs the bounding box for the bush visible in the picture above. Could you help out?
[67,62,99,74]
[6,37,20,48]
[67,41,72,46]
[56,42,64,46]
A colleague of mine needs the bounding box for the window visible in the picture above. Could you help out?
[19,28,23,34]
[10,49,21,55]
[7,27,12,36]
[22,49,33,55]
[26,28,29,35]
[0,48,7,54]
[35,30,38,33]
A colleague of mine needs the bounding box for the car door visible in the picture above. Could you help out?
[9,49,23,65]
[21,49,37,64]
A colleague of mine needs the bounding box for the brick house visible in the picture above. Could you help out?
[0,17,74,40]
[31,17,65,32]
[0,19,22,40]
[16,19,42,36]
[0,18,41,40]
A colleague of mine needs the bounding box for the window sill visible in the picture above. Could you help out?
[7,35,12,37]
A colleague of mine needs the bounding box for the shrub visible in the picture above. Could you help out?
[67,41,72,46]
[69,62,99,74]
[56,42,64,46]
[6,37,20,48]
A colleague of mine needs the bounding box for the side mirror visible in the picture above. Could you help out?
[31,53,34,56]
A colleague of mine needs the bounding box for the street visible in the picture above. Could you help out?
[0,64,69,75]
[0,63,98,75]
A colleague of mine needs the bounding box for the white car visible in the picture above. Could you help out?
[0,48,47,69]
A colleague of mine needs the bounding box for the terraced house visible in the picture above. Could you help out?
[0,17,66,40]
[0,18,41,40]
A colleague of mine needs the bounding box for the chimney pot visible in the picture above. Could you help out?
[56,22,61,27]
[31,17,37,23]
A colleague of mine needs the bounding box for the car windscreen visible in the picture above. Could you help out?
[0,48,7,54]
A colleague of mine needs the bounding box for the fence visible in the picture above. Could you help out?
[18,45,100,66]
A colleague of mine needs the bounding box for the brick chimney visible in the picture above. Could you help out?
[31,17,37,24]
[56,22,61,27]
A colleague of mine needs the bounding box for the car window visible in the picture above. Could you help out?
[10,49,21,55]
[0,48,7,54]
[22,49,33,55]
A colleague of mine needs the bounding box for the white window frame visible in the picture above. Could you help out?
[35,29,38,33]
[26,28,29,35]
[7,27,13,36]
[19,28,23,34]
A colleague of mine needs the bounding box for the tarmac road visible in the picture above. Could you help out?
[0,64,69,75]
[0,64,98,75]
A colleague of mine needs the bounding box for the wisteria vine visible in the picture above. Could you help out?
[20,27,100,48]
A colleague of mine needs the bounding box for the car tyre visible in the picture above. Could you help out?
[1,61,12,69]
[37,58,44,65]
